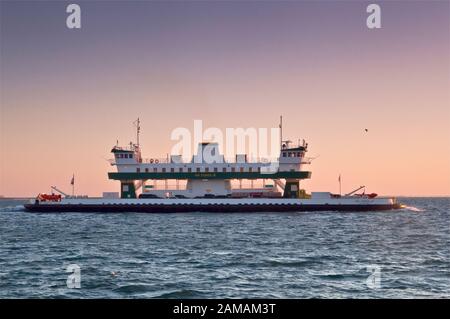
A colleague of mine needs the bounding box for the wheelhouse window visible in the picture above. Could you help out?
[162,168,166,173]
[136,167,140,173]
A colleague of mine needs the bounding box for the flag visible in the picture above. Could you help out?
[70,174,74,185]
[338,174,341,182]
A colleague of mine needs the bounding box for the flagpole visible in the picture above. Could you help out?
[339,174,342,196]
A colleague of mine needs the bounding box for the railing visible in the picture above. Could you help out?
[112,144,139,152]
[109,156,313,165]
[141,157,279,164]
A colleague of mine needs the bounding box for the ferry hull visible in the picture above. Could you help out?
[24,202,402,213]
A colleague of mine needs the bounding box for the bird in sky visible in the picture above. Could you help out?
[365,128,368,132]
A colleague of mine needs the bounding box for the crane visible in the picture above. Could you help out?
[51,186,69,198]
[345,186,365,196]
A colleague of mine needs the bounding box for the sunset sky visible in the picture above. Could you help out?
[1,1,449,197]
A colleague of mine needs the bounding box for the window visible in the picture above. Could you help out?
[179,168,183,172]
[297,152,301,157]
[214,167,218,173]
[249,167,252,172]
[223,167,227,172]
[136,168,140,173]
[153,167,157,172]
[283,152,287,157]
[240,167,244,172]
[257,167,261,172]
[288,152,292,157]
[171,168,174,173]
[231,167,235,172]
[196,167,200,172]
[145,168,149,173]
[162,168,166,173]
[188,168,192,173]
[205,168,209,172]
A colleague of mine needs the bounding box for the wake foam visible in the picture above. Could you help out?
[402,205,424,212]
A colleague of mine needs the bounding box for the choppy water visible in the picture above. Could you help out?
[0,198,449,298]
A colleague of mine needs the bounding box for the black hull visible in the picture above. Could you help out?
[24,203,402,213]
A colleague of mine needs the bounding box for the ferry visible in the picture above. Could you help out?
[24,119,402,213]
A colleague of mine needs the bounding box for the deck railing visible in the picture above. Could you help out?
[109,157,313,165]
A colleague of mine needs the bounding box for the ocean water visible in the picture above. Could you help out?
[0,197,448,299]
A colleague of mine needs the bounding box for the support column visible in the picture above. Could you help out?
[120,181,136,198]
[283,179,299,198]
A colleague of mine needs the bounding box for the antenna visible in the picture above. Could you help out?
[279,115,283,150]
[133,118,141,146]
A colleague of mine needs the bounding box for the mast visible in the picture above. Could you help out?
[279,115,283,150]
[134,118,141,146]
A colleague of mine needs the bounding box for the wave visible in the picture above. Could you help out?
[402,205,425,212]
[154,289,205,298]
[0,205,25,212]
[113,284,153,294]
[264,258,318,267]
